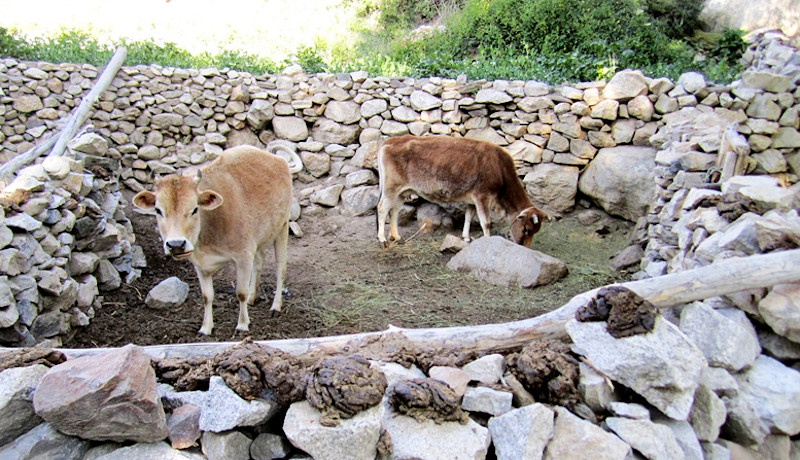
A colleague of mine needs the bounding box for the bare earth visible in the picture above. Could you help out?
[63,197,634,348]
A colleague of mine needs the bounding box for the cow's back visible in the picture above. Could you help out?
[197,145,292,251]
[380,135,517,201]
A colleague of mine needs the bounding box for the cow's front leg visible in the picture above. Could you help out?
[196,267,215,336]
[234,258,254,332]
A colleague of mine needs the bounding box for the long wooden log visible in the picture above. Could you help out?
[0,47,127,187]
[49,47,127,158]
[57,249,800,360]
[0,136,58,186]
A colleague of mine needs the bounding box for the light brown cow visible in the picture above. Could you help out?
[132,144,302,335]
[377,135,546,247]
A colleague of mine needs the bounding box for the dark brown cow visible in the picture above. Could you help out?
[132,145,302,335]
[377,135,546,247]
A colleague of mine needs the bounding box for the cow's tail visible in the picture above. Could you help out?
[268,144,304,174]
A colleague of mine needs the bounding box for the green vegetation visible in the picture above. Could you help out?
[0,0,747,84]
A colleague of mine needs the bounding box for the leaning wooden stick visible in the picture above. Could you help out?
[57,249,800,360]
[0,47,127,186]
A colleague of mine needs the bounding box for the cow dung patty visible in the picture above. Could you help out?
[212,338,308,405]
[504,339,581,408]
[576,285,658,338]
[387,377,469,424]
[305,355,387,427]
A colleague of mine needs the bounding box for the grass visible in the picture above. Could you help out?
[0,0,743,83]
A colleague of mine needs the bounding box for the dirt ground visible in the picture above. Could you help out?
[63,196,635,348]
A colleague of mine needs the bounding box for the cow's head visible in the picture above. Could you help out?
[509,207,547,247]
[132,171,223,259]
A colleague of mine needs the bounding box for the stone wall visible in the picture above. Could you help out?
[0,29,799,460]
[1,30,800,347]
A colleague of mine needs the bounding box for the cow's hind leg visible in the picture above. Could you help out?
[462,206,475,242]
[377,190,402,246]
[474,198,492,238]
[234,257,255,332]
[196,267,216,336]
[270,221,289,315]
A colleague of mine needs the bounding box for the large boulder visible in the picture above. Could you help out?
[523,163,580,214]
[578,146,657,221]
[446,236,568,288]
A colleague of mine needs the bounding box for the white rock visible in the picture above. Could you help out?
[566,317,707,420]
[735,355,800,436]
[544,407,630,459]
[283,401,383,460]
[605,417,684,460]
[679,302,761,372]
[488,403,554,460]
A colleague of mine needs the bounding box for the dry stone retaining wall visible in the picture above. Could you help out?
[0,30,800,458]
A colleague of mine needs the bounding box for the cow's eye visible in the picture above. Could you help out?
[155,208,163,217]
[191,207,199,216]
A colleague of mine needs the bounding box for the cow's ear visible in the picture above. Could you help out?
[197,190,223,210]
[132,191,156,211]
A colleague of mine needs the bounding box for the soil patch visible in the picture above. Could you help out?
[63,194,635,348]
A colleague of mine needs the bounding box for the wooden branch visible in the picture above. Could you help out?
[49,47,128,158]
[0,136,58,187]
[57,249,800,360]
[0,47,127,186]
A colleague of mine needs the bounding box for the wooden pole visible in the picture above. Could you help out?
[56,249,800,360]
[49,46,128,158]
[0,47,127,186]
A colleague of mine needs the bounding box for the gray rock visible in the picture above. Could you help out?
[33,344,168,442]
[382,407,490,460]
[475,88,512,104]
[95,259,122,291]
[0,422,90,460]
[461,386,513,416]
[602,70,648,101]
[759,283,800,342]
[721,393,770,447]
[272,116,309,142]
[488,403,554,460]
[690,384,727,442]
[0,365,48,446]
[95,441,205,460]
[145,277,189,310]
[462,354,505,384]
[250,432,292,460]
[447,236,568,288]
[545,407,631,459]
[410,90,443,110]
[578,362,617,411]
[360,99,388,118]
[578,146,657,221]
[679,303,761,372]
[522,163,580,214]
[735,355,800,436]
[200,377,278,432]
[653,415,704,460]
[311,118,360,145]
[246,99,275,130]
[340,185,379,216]
[605,417,684,460]
[566,317,707,420]
[283,401,383,460]
[310,184,344,207]
[325,101,361,124]
[202,431,252,460]
[607,402,650,419]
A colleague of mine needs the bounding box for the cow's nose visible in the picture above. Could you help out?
[165,240,187,252]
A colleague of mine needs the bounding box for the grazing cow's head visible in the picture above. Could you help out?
[509,207,547,247]
[132,171,223,259]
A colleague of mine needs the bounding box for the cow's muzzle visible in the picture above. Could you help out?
[165,239,192,259]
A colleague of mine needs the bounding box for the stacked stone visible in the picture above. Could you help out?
[0,133,139,347]
[640,30,800,278]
